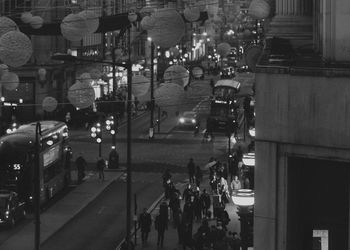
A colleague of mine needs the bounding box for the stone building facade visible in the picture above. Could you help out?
[254,0,350,249]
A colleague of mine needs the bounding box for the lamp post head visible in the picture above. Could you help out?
[231,189,255,207]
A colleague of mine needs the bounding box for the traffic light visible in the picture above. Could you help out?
[105,116,117,135]
[90,122,102,144]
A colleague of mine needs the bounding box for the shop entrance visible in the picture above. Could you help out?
[287,157,349,250]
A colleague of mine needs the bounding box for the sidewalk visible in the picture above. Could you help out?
[0,171,123,250]
[117,175,242,250]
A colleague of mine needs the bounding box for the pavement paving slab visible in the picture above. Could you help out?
[0,171,123,250]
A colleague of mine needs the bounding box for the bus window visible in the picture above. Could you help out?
[41,133,60,151]
[43,161,62,183]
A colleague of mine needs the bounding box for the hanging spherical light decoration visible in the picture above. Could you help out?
[89,68,102,81]
[114,48,123,58]
[0,64,9,78]
[38,68,47,81]
[139,6,155,15]
[1,71,19,91]
[67,80,95,109]
[30,16,44,29]
[243,29,252,38]
[132,75,150,97]
[192,66,204,79]
[42,96,58,112]
[78,10,99,34]
[128,11,138,22]
[154,83,184,109]
[217,42,231,57]
[0,31,33,68]
[148,8,185,49]
[169,47,180,57]
[248,0,270,19]
[183,7,200,22]
[61,13,89,41]
[77,72,92,84]
[194,0,207,11]
[245,45,263,72]
[164,65,189,87]
[0,17,18,37]
[21,12,33,24]
[140,16,156,31]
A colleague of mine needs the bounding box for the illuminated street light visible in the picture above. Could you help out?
[232,189,255,250]
[90,122,102,157]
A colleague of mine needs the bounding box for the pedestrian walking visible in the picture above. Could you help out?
[230,176,242,193]
[200,189,211,218]
[138,208,152,245]
[108,147,119,169]
[75,152,87,183]
[155,212,168,248]
[187,158,196,183]
[183,184,193,203]
[227,232,241,250]
[195,166,203,188]
[96,157,106,181]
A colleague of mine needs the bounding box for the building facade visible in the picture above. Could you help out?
[255,0,350,249]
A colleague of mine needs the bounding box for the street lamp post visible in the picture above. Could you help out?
[148,38,155,139]
[105,115,117,147]
[52,50,133,249]
[231,189,255,250]
[34,121,41,250]
[90,122,102,157]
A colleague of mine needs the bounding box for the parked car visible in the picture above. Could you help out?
[0,190,26,227]
[177,111,198,129]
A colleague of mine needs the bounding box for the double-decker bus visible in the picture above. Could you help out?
[207,79,241,133]
[0,121,72,205]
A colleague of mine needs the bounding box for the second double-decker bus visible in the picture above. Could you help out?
[207,79,241,133]
[0,121,72,205]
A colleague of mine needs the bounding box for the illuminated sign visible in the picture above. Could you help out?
[43,146,60,167]
[214,100,228,104]
[12,164,22,171]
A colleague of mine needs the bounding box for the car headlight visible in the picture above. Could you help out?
[191,119,196,124]
[179,118,185,123]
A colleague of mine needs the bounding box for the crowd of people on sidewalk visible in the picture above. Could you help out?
[135,154,249,250]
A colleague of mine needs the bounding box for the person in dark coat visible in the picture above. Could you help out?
[194,219,211,250]
[195,166,203,188]
[200,189,211,218]
[187,158,196,183]
[138,208,152,245]
[155,212,168,248]
[108,147,119,169]
[96,157,106,181]
[181,220,194,250]
[75,152,87,183]
[169,191,181,223]
[183,184,193,203]
[183,198,195,224]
